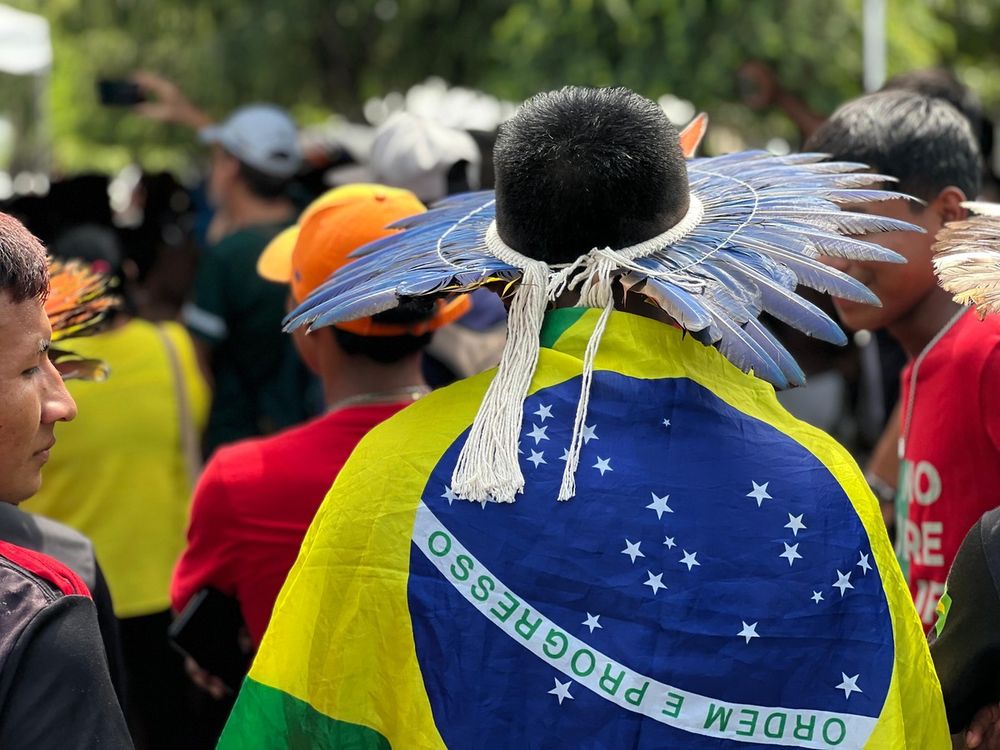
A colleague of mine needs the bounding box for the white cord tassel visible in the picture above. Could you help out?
[456,198,704,504]
[557,253,616,501]
[451,231,550,503]
[558,295,614,500]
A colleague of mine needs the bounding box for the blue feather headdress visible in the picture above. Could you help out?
[286,128,918,505]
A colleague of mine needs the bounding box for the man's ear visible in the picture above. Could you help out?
[290,325,322,375]
[932,186,970,224]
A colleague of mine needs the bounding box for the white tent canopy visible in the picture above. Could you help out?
[0,4,51,76]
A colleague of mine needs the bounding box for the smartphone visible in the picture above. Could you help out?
[168,588,251,691]
[97,79,146,107]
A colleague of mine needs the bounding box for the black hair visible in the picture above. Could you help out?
[493,86,689,264]
[236,159,293,200]
[804,89,982,202]
[0,212,48,303]
[882,68,993,161]
[332,297,435,364]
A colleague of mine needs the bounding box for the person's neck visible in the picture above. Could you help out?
[550,286,681,328]
[320,354,427,411]
[223,191,295,233]
[887,287,964,359]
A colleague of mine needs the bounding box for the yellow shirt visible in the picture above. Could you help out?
[28,319,208,617]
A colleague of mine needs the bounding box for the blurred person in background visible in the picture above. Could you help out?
[119,171,201,323]
[171,184,466,691]
[806,90,1000,631]
[27,225,208,749]
[0,213,132,748]
[900,206,1000,748]
[330,111,506,385]
[134,73,319,457]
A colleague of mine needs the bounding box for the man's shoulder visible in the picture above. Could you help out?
[209,222,291,257]
[0,542,89,601]
[208,412,353,491]
[0,504,97,590]
[944,309,1000,369]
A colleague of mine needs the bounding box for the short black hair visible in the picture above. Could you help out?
[882,67,993,161]
[332,297,435,364]
[0,212,48,303]
[493,86,689,264]
[236,159,292,200]
[804,89,982,202]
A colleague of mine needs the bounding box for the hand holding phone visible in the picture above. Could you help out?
[97,78,146,107]
[168,588,251,692]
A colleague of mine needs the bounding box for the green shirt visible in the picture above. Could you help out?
[184,221,318,456]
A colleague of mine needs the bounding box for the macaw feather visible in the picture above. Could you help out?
[286,149,924,386]
[933,206,1000,316]
[46,259,119,342]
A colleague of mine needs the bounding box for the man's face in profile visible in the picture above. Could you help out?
[0,292,76,504]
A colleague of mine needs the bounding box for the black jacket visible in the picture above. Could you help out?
[0,501,125,702]
[0,547,133,748]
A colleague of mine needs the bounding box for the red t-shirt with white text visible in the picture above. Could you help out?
[897,308,1000,630]
[171,402,409,646]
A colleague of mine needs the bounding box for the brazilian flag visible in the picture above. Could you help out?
[220,309,948,749]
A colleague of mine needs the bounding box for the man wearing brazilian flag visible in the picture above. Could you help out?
[221,87,949,748]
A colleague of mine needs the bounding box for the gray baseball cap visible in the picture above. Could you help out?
[199,104,302,179]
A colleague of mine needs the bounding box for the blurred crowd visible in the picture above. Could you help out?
[0,61,998,750]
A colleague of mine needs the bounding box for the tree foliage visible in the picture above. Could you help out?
[3,0,1000,172]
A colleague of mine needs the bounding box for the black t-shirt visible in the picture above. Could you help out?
[183,222,319,456]
[929,506,1000,732]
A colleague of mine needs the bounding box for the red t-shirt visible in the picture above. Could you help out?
[171,402,408,646]
[897,308,1000,630]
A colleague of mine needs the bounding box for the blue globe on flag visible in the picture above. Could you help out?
[408,372,893,749]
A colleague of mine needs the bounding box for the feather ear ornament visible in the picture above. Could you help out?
[45,258,119,381]
[286,115,921,505]
[933,201,1000,318]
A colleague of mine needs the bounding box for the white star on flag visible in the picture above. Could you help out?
[836,673,862,700]
[534,404,553,422]
[621,539,645,563]
[582,613,602,633]
[811,591,824,604]
[646,492,673,519]
[527,450,546,468]
[581,424,599,443]
[663,536,676,549]
[593,457,612,476]
[479,498,488,510]
[643,571,666,595]
[548,678,574,705]
[833,570,854,597]
[738,621,759,644]
[779,542,802,567]
[785,513,806,536]
[526,423,549,444]
[662,418,671,428]
[679,550,700,570]
[441,486,458,505]
[857,552,872,575]
[559,448,571,462]
[747,481,772,507]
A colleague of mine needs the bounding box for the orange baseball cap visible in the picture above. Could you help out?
[259,184,470,336]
